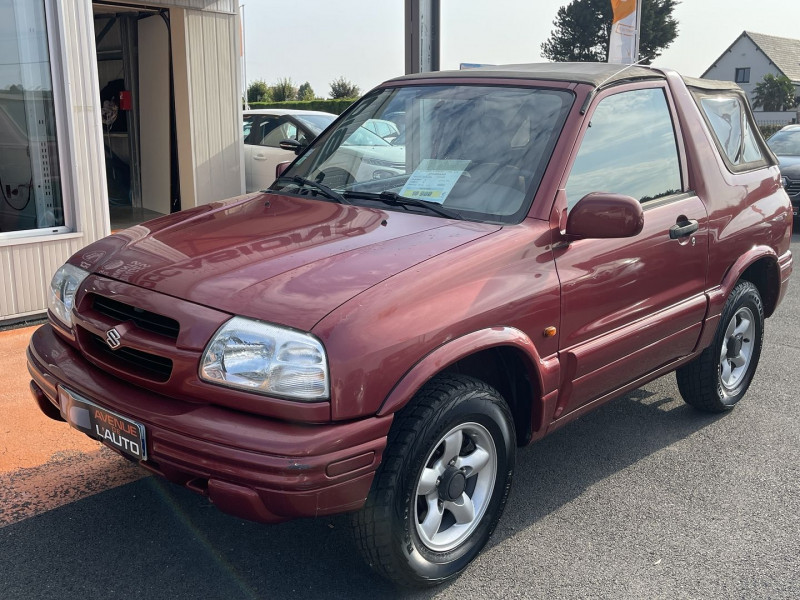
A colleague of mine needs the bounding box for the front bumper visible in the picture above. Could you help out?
[27,324,391,523]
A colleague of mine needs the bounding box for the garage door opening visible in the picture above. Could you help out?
[93,1,180,230]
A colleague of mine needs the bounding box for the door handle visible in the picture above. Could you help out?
[669,219,698,239]
[253,154,268,161]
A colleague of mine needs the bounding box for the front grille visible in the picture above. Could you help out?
[88,332,173,382]
[363,157,405,169]
[92,295,180,339]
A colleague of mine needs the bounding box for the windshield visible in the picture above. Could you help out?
[295,114,336,135]
[343,126,391,146]
[768,129,800,156]
[272,85,574,224]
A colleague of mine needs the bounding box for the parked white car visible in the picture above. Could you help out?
[361,118,400,142]
[313,124,406,187]
[243,109,335,192]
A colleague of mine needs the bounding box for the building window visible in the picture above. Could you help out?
[0,0,64,236]
[735,68,750,83]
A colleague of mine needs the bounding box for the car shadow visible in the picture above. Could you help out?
[0,381,723,600]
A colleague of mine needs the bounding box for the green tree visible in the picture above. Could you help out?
[752,74,797,111]
[246,79,271,103]
[270,77,297,102]
[297,81,315,101]
[329,76,360,99]
[541,0,678,64]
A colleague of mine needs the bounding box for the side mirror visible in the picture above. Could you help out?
[279,138,303,154]
[275,161,291,179]
[566,192,644,239]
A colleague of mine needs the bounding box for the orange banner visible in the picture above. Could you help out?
[611,0,636,23]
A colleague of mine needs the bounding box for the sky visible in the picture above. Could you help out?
[241,0,800,99]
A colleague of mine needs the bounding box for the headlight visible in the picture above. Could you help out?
[48,264,90,328]
[200,317,329,401]
[781,176,789,189]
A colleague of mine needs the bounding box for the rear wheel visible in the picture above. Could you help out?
[352,374,515,587]
[677,280,764,412]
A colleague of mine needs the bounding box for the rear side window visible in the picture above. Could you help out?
[700,96,765,167]
[566,87,682,209]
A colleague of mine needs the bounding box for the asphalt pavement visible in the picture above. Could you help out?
[1,233,799,599]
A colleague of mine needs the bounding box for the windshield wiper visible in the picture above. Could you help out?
[275,176,349,204]
[343,190,463,220]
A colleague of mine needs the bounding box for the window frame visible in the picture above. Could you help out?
[558,80,688,213]
[259,116,299,148]
[689,87,775,174]
[734,68,750,84]
[0,0,74,242]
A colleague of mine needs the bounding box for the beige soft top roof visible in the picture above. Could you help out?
[681,75,742,92]
[387,62,664,87]
[387,62,741,93]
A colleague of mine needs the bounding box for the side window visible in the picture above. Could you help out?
[244,116,279,145]
[261,119,298,147]
[566,88,682,210]
[243,115,256,140]
[700,96,765,167]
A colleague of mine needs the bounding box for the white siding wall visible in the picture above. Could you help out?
[144,0,235,13]
[0,236,86,319]
[1,0,108,323]
[1,0,241,323]
[180,9,243,207]
[703,36,792,105]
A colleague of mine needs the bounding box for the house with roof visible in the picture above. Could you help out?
[702,31,800,124]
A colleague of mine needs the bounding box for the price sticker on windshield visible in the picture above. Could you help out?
[399,159,470,204]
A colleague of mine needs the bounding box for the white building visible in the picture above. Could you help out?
[702,31,800,125]
[1,0,244,324]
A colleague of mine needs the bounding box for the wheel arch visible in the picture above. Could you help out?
[377,328,553,446]
[719,247,780,318]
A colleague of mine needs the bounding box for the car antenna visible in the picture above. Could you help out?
[580,58,652,114]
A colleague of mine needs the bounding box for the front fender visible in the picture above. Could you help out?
[377,327,557,417]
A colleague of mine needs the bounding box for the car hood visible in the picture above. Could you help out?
[777,155,800,178]
[73,193,500,330]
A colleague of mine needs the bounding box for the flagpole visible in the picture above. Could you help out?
[633,0,642,62]
[241,3,249,109]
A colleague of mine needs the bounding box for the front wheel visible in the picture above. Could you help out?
[352,374,515,587]
[677,280,764,412]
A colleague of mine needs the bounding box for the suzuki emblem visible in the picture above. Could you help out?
[106,328,122,349]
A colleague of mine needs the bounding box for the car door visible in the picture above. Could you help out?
[243,115,275,192]
[552,83,709,419]
[247,116,300,192]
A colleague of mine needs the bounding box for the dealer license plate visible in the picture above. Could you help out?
[59,387,147,460]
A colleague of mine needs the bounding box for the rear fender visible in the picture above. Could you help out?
[698,245,779,351]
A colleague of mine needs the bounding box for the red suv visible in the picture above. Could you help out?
[29,63,792,587]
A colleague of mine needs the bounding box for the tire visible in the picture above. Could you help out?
[352,374,516,587]
[677,280,764,412]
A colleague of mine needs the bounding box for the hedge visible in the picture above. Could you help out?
[246,99,356,115]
